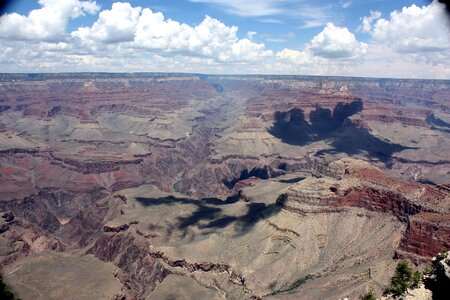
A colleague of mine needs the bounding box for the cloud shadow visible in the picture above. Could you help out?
[268,100,413,164]
[135,194,280,236]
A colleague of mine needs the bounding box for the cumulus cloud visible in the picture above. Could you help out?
[370,1,450,53]
[276,2,450,78]
[358,10,381,33]
[247,31,257,40]
[0,1,272,71]
[307,23,368,59]
[0,0,100,42]
[276,48,315,65]
[276,23,368,65]
[72,2,141,43]
[72,4,272,62]
[274,23,368,76]
[0,0,449,78]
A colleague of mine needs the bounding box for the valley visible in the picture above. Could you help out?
[0,73,449,299]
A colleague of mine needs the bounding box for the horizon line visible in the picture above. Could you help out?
[1,72,450,82]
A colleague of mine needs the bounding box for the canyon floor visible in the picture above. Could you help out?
[0,73,449,299]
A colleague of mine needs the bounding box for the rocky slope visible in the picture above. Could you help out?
[0,73,448,299]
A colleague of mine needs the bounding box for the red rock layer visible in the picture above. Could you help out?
[400,213,450,258]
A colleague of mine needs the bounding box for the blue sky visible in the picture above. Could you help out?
[0,0,449,78]
[3,0,431,50]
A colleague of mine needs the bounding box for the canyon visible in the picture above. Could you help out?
[0,73,449,299]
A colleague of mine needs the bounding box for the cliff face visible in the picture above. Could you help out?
[338,188,422,222]
[1,73,449,197]
[0,74,449,299]
[276,158,450,264]
[400,213,450,259]
[86,233,171,297]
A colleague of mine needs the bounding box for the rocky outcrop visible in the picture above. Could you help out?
[54,156,143,174]
[0,148,38,155]
[0,223,9,234]
[399,213,450,259]
[2,211,15,222]
[276,159,449,261]
[0,195,61,233]
[59,201,110,247]
[103,223,129,233]
[148,250,234,273]
[146,250,258,297]
[338,188,422,222]
[87,233,170,298]
[0,74,449,299]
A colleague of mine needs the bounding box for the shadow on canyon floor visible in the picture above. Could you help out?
[278,176,306,184]
[426,113,450,133]
[223,166,272,189]
[135,195,280,235]
[268,100,413,163]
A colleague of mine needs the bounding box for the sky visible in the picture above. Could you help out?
[0,0,449,78]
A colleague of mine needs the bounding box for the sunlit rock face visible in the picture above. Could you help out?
[0,73,449,299]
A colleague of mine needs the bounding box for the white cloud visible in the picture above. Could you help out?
[358,10,381,33]
[258,18,283,24]
[299,20,325,29]
[72,4,272,63]
[72,2,141,43]
[247,31,257,40]
[341,1,352,9]
[264,31,294,43]
[273,4,450,79]
[307,23,368,59]
[274,23,368,76]
[273,42,450,78]
[190,0,332,29]
[370,1,450,53]
[0,1,272,71]
[189,0,282,17]
[0,0,100,42]
[276,48,315,65]
[0,0,449,78]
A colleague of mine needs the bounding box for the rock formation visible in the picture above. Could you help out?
[0,73,448,299]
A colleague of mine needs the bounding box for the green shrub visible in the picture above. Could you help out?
[384,260,422,298]
[0,276,20,300]
[361,288,376,300]
[411,270,422,288]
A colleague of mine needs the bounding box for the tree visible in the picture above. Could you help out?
[411,270,422,288]
[384,260,420,298]
[0,276,20,300]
